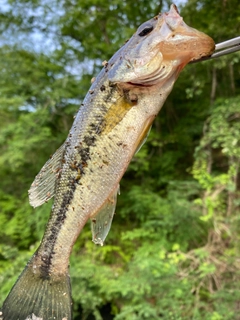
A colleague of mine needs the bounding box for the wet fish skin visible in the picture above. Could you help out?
[1,4,214,320]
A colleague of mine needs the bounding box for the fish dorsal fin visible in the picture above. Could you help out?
[28,143,65,208]
[91,185,120,246]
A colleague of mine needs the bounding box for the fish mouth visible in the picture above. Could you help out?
[159,4,215,62]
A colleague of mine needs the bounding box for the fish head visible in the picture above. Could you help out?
[108,4,215,86]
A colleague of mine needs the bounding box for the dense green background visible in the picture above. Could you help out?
[1,0,240,319]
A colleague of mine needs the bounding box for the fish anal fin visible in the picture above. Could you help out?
[91,185,119,246]
[28,143,65,208]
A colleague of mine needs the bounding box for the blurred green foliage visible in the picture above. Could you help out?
[1,0,240,318]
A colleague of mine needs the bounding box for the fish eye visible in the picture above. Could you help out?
[138,24,154,37]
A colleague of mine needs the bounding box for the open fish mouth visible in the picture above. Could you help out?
[159,4,215,62]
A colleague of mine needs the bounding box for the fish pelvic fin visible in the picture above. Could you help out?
[1,259,72,320]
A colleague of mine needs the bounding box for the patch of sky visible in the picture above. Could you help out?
[0,0,63,53]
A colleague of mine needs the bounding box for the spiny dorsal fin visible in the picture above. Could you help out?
[28,143,65,208]
[91,185,120,246]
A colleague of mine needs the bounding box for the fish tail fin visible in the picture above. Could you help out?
[1,258,72,320]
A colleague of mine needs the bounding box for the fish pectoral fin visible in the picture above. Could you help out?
[133,116,155,155]
[134,125,152,155]
[91,185,119,246]
[28,143,65,208]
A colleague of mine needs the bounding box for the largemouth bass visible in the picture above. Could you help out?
[1,4,214,320]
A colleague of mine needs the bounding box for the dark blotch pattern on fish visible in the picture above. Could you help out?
[38,179,77,278]
[104,83,116,102]
[90,118,106,135]
[83,135,96,147]
[79,147,91,163]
